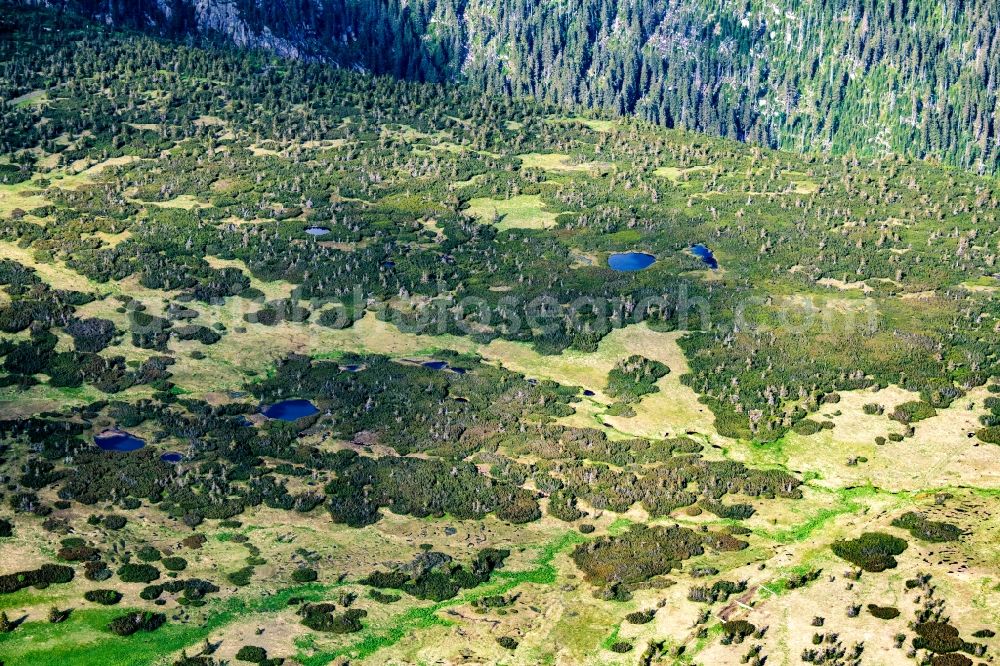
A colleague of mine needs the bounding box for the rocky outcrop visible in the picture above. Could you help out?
[25,0,466,77]
[26,0,334,60]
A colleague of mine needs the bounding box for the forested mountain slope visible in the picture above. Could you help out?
[24,0,1000,172]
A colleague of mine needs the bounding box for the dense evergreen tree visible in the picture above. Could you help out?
[28,0,1000,172]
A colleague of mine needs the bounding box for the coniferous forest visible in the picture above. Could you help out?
[39,0,1000,173]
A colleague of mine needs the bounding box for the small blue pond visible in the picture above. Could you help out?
[340,364,362,373]
[422,360,449,371]
[690,244,718,269]
[160,452,183,464]
[449,367,467,375]
[583,389,596,397]
[261,399,319,421]
[382,260,396,268]
[94,430,145,452]
[608,252,656,272]
[305,226,331,236]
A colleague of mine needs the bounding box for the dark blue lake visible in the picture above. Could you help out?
[94,430,145,452]
[305,226,331,236]
[583,389,596,397]
[340,364,362,372]
[608,252,656,271]
[160,452,183,463]
[382,260,396,268]
[261,399,320,421]
[422,360,449,370]
[691,244,718,269]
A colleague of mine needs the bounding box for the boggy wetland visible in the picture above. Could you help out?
[2,3,1000,666]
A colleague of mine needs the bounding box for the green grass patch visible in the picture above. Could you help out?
[299,531,583,664]
[464,194,558,230]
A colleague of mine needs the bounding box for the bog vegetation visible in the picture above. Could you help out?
[0,3,998,665]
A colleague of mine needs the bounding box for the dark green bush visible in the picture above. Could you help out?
[976,426,1000,444]
[891,512,961,542]
[605,355,669,402]
[84,589,122,605]
[361,548,509,601]
[57,545,99,562]
[103,515,127,530]
[571,525,745,594]
[867,604,899,620]
[0,564,74,594]
[687,580,747,604]
[117,563,160,583]
[831,532,907,572]
[140,584,164,600]
[235,645,268,663]
[625,609,656,624]
[496,636,518,650]
[161,557,187,572]
[913,621,971,654]
[291,567,317,583]
[889,401,936,423]
[84,561,111,582]
[367,589,400,604]
[66,317,117,353]
[700,500,755,520]
[721,620,756,640]
[930,655,972,666]
[547,490,584,522]
[297,604,366,633]
[228,567,254,587]
[107,611,166,636]
[792,419,823,436]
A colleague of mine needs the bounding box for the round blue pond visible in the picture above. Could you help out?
[690,244,718,269]
[160,452,183,463]
[94,430,146,452]
[261,399,320,421]
[304,226,331,236]
[583,389,596,397]
[608,252,656,272]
